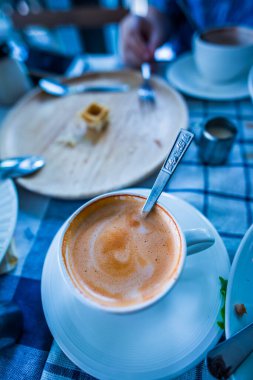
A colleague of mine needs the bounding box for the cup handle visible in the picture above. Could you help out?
[184,228,215,255]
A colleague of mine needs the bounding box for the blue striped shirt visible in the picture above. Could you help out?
[150,0,253,28]
[149,0,253,51]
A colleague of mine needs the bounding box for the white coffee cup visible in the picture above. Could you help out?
[193,26,253,83]
[58,191,215,314]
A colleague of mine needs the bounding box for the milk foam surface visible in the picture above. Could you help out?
[62,195,182,308]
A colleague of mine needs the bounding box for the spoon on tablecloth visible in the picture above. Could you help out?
[142,129,194,216]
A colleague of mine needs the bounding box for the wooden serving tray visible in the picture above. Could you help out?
[0,70,188,199]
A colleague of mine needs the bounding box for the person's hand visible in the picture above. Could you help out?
[120,7,169,67]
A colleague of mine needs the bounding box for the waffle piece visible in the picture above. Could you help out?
[80,102,109,132]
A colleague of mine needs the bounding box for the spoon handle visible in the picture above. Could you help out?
[70,84,130,94]
[142,129,194,215]
[141,62,151,82]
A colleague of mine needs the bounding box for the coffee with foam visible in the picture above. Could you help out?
[62,195,182,308]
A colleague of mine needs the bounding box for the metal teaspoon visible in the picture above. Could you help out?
[39,78,130,96]
[142,129,194,215]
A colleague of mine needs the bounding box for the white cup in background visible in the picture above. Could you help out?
[193,26,253,83]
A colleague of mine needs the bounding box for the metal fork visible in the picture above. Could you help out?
[138,62,155,103]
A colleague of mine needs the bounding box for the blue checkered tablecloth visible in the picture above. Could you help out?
[0,57,253,380]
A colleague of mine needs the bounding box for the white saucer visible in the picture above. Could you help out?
[167,53,249,101]
[0,179,18,263]
[41,190,230,380]
[226,225,253,380]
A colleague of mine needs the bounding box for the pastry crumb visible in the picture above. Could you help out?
[57,102,109,147]
[57,120,86,147]
[234,303,247,317]
[154,139,162,148]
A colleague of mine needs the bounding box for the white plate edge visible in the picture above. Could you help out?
[225,224,253,338]
[0,179,18,263]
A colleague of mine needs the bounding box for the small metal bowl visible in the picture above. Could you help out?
[198,117,237,165]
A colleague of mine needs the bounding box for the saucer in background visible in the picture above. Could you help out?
[0,179,18,263]
[225,224,253,380]
[167,53,249,101]
[41,189,230,380]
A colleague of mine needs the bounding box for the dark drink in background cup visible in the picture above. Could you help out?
[201,27,253,46]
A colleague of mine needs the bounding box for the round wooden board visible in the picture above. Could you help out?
[0,70,188,199]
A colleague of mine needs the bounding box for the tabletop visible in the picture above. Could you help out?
[0,55,253,380]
